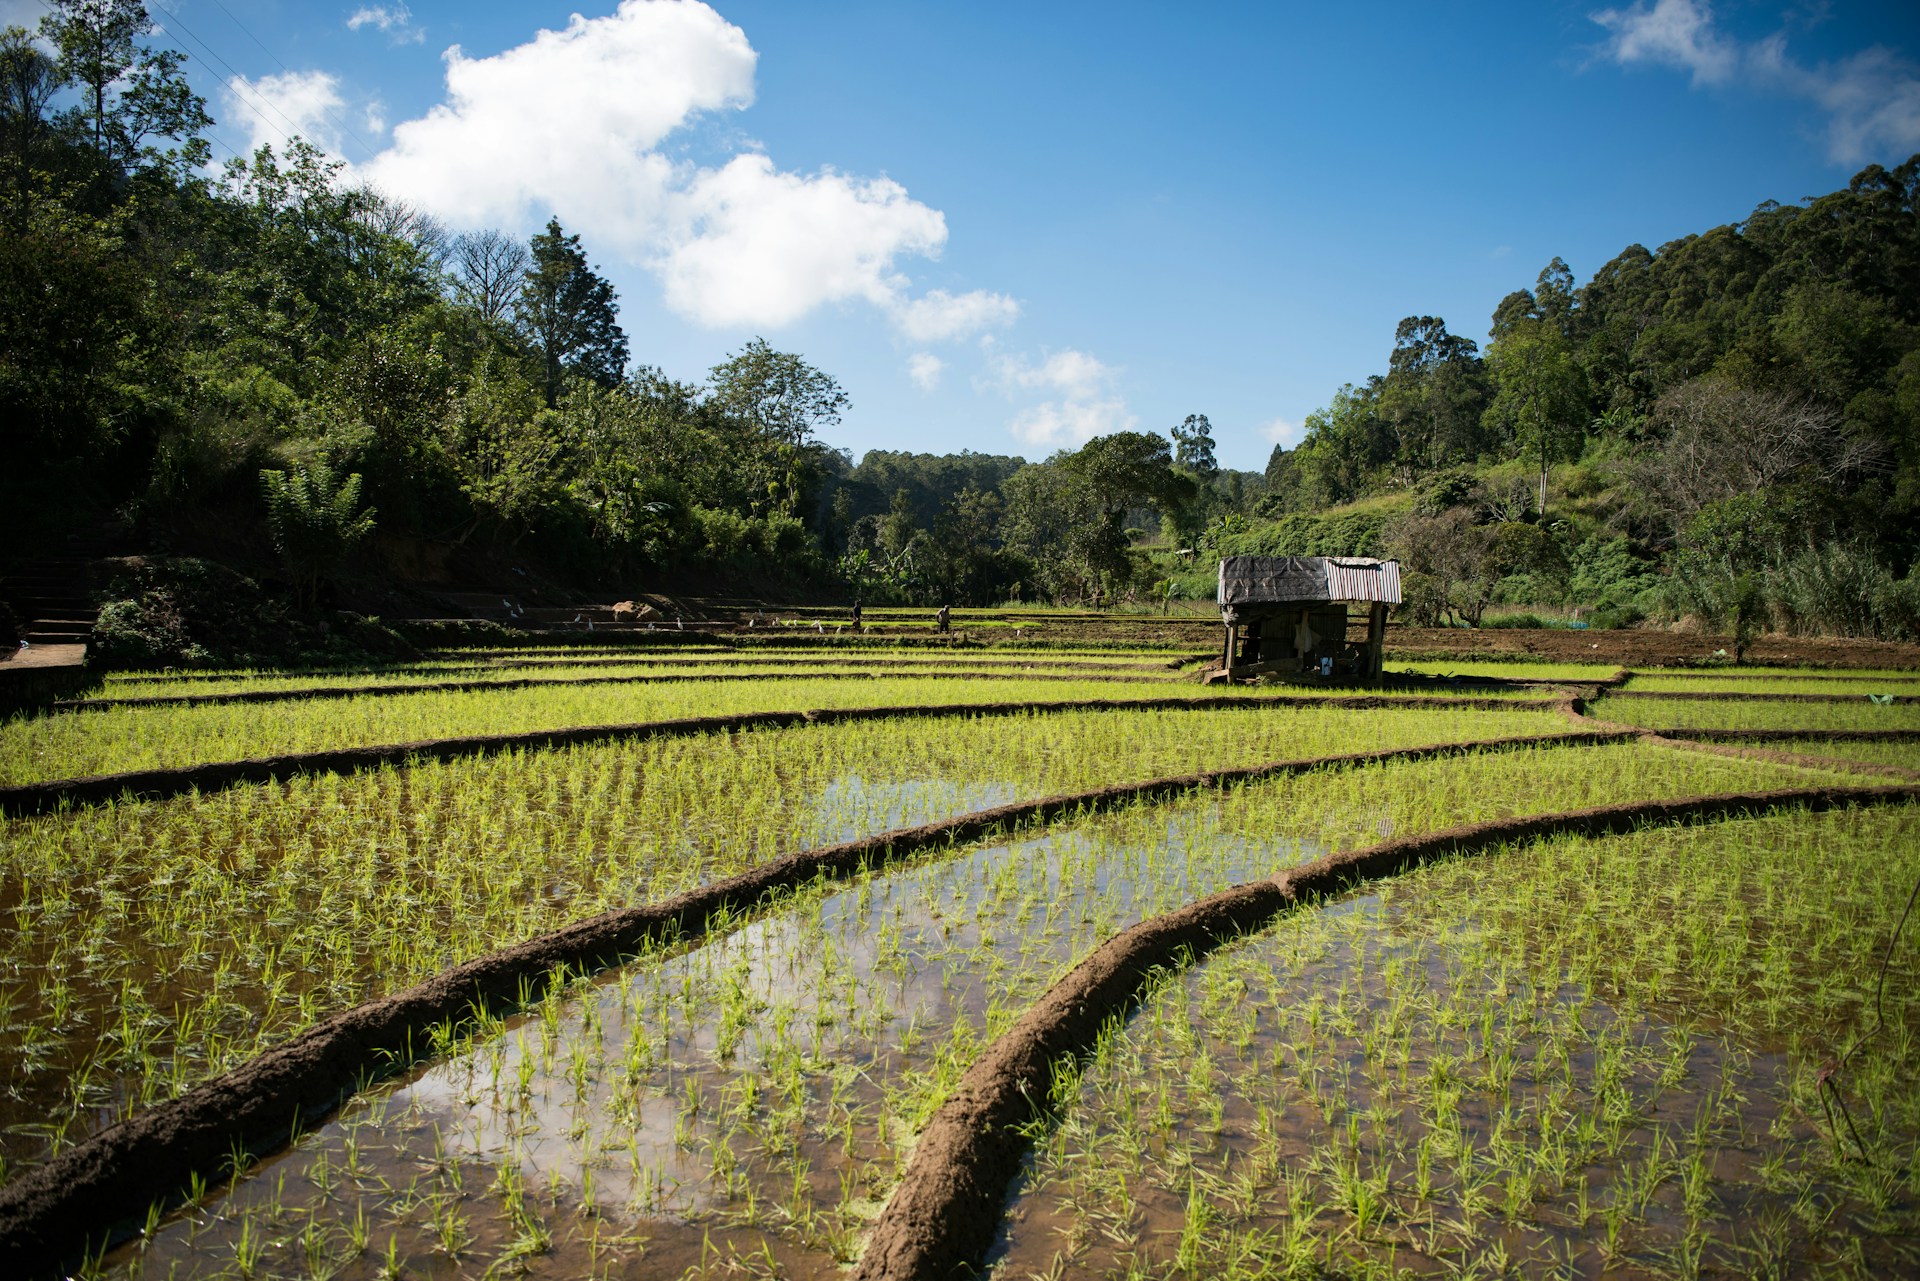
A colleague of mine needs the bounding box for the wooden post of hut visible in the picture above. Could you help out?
[1209,555,1401,685]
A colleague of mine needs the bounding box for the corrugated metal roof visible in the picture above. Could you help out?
[1218,555,1401,606]
[1325,558,1402,604]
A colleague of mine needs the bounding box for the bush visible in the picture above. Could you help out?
[1875,572,1920,642]
[89,557,414,670]
[1221,506,1397,559]
[1769,542,1893,638]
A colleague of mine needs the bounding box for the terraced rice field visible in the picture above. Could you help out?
[0,635,1913,1279]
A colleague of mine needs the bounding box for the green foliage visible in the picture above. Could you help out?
[708,336,848,448]
[1170,413,1218,477]
[1000,432,1193,604]
[259,462,376,607]
[1218,501,1400,560]
[1483,318,1586,516]
[89,556,409,669]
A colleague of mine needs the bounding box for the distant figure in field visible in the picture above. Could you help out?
[851,602,863,632]
[937,604,951,634]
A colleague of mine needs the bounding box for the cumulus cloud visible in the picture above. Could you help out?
[347,4,425,45]
[1260,416,1306,449]
[657,155,947,327]
[340,0,1000,335]
[991,349,1136,448]
[891,289,1021,343]
[907,353,944,391]
[1591,0,1920,163]
[362,1,753,239]
[224,69,351,156]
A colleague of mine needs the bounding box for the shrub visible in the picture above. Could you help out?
[89,557,413,670]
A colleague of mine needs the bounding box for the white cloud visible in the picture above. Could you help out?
[993,348,1116,400]
[1591,0,1737,85]
[1259,416,1306,449]
[345,0,998,334]
[224,69,351,156]
[1010,399,1136,448]
[657,154,946,327]
[362,1,754,240]
[1789,46,1920,167]
[991,349,1136,448]
[348,5,425,45]
[1591,0,1920,163]
[907,353,944,391]
[891,289,1021,343]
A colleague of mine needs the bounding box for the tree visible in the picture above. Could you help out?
[516,217,627,405]
[0,27,64,221]
[1385,507,1500,627]
[39,0,208,181]
[1382,316,1488,475]
[1483,318,1586,517]
[451,228,529,325]
[1171,413,1218,477]
[708,337,849,446]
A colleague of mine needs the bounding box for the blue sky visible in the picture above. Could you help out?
[13,1,1920,470]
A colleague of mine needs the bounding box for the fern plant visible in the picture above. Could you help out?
[259,463,376,608]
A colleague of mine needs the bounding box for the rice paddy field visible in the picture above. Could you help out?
[0,627,1914,1279]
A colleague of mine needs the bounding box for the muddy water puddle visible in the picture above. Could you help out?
[104,800,1322,1279]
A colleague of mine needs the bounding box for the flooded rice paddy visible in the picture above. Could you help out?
[1,637,1913,1278]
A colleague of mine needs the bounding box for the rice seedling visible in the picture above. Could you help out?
[4,671,1200,784]
[995,804,1920,1278]
[1,701,1584,1176]
[1592,695,1920,733]
[83,739,1850,1277]
[3,655,1566,786]
[1753,739,1920,772]
[1623,672,1920,696]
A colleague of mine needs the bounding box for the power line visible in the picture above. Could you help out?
[154,5,352,158]
[194,0,385,163]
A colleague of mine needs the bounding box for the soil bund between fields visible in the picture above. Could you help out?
[849,781,1920,1281]
[52,666,1188,712]
[0,727,1624,1277]
[0,692,1568,818]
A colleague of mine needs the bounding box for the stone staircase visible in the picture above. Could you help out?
[1,538,106,652]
